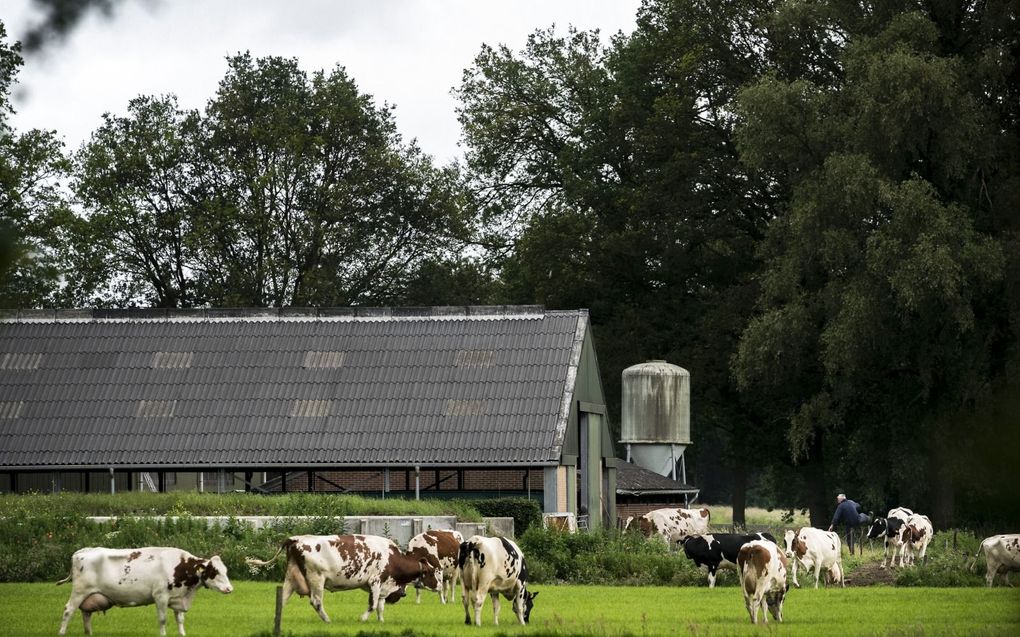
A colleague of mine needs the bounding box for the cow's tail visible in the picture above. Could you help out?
[245,542,288,568]
[55,573,71,586]
[969,541,987,573]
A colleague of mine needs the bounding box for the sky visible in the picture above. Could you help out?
[5,0,641,165]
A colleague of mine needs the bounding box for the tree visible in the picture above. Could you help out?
[0,20,72,308]
[732,1,1019,526]
[456,1,777,523]
[74,53,469,308]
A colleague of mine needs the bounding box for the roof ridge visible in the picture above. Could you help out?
[0,306,594,323]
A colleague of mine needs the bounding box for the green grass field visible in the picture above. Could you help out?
[3,582,1018,637]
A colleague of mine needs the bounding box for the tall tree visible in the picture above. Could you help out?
[0,20,72,308]
[456,1,777,523]
[732,1,1019,526]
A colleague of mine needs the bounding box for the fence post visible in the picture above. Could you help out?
[274,585,283,636]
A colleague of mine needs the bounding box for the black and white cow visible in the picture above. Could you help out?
[246,534,438,623]
[974,534,1020,587]
[57,546,233,636]
[866,507,913,568]
[681,532,777,588]
[458,536,537,626]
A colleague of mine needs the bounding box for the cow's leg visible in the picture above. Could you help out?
[490,591,501,625]
[305,573,329,623]
[81,611,93,636]
[813,559,823,589]
[360,584,379,622]
[155,597,169,637]
[59,592,88,635]
[707,565,717,588]
[744,594,754,624]
[376,593,386,623]
[985,562,996,587]
[791,558,800,588]
[462,586,472,624]
[472,590,486,626]
[174,610,186,636]
[437,569,446,604]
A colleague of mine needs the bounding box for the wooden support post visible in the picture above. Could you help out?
[244,471,253,493]
[273,585,283,636]
[307,471,315,493]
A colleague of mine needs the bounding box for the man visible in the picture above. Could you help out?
[827,493,870,554]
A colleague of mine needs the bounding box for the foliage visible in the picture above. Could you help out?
[471,497,542,535]
[893,530,987,588]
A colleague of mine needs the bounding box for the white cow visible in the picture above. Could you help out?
[897,514,934,567]
[974,534,1020,587]
[783,527,844,588]
[57,546,233,636]
[408,529,463,604]
[246,534,438,623]
[737,540,787,625]
[630,507,711,548]
[458,535,537,626]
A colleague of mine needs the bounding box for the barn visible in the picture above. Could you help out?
[0,306,618,526]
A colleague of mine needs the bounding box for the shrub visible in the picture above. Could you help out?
[894,530,985,587]
[472,497,542,535]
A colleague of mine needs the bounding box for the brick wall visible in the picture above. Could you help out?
[262,468,545,494]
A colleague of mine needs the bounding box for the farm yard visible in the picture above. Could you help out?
[1,494,1017,636]
[2,583,1017,637]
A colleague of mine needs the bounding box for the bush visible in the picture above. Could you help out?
[894,529,986,587]
[472,497,542,535]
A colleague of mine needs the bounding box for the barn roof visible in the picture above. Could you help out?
[615,459,699,496]
[0,306,590,470]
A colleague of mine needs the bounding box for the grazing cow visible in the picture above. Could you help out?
[408,529,463,604]
[974,534,1020,587]
[458,536,537,626]
[629,507,712,547]
[57,546,233,636]
[736,540,787,625]
[245,534,438,623]
[783,527,844,588]
[897,514,933,567]
[866,507,913,568]
[681,532,777,588]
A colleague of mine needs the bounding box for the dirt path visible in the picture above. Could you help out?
[845,561,898,586]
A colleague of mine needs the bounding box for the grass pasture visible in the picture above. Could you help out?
[4,582,1018,637]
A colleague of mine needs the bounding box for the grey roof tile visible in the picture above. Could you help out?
[0,308,587,469]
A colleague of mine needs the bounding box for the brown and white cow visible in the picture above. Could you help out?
[246,534,438,623]
[736,540,787,625]
[459,535,537,626]
[974,534,1020,587]
[896,514,933,567]
[866,507,913,568]
[629,507,711,548]
[407,529,463,604]
[57,546,233,636]
[783,527,844,588]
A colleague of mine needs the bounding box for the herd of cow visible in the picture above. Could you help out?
[55,507,1020,635]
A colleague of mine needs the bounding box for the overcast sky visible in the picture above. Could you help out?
[6,0,640,164]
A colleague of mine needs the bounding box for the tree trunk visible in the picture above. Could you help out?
[731,462,747,529]
[806,433,830,528]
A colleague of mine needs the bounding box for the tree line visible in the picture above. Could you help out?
[2,0,1018,528]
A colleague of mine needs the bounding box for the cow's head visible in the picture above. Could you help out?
[519,589,538,624]
[415,558,440,593]
[201,556,233,594]
[867,517,887,539]
[782,529,796,558]
[385,585,407,604]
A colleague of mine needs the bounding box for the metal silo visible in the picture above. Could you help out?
[620,360,691,483]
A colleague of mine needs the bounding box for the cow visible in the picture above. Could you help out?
[458,535,537,626]
[407,529,463,604]
[896,514,933,567]
[57,546,233,637]
[866,507,913,568]
[245,534,438,623]
[783,527,844,588]
[973,534,1020,587]
[628,507,711,548]
[680,532,777,588]
[736,540,787,625]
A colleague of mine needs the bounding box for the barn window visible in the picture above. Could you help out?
[303,351,346,368]
[137,400,176,418]
[152,352,194,369]
[0,353,42,370]
[445,399,486,416]
[454,350,495,368]
[0,401,23,418]
[291,400,332,417]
